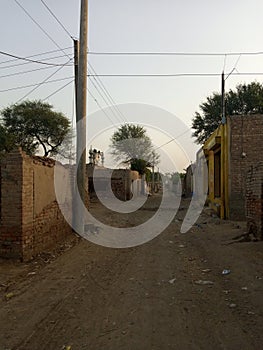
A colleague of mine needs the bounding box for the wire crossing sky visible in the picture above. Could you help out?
[1,0,263,170]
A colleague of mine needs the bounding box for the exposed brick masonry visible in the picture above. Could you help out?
[246,162,263,240]
[0,149,73,261]
[228,115,263,220]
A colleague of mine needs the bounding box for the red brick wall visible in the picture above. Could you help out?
[246,162,263,240]
[0,149,73,261]
[0,150,23,258]
[228,115,263,220]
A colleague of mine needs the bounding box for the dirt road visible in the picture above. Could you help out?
[0,197,262,349]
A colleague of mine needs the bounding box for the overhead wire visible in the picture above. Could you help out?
[43,79,74,100]
[154,129,191,151]
[14,0,71,60]
[35,0,128,126]
[0,76,73,93]
[16,57,73,103]
[40,0,73,39]
[12,0,74,103]
[88,50,263,57]
[0,50,73,67]
[225,54,242,80]
[88,63,128,123]
[87,88,117,126]
[0,64,68,79]
[86,72,263,78]
[0,46,72,65]
[0,52,74,70]
[88,77,123,124]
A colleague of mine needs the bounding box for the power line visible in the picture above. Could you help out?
[40,0,73,39]
[88,50,263,57]
[0,46,72,65]
[88,88,117,126]
[154,129,191,151]
[0,50,73,67]
[88,77,123,124]
[0,53,74,70]
[225,54,242,80]
[28,0,128,125]
[0,65,57,79]
[86,72,263,78]
[14,0,71,59]
[44,79,74,100]
[0,76,73,93]
[88,64,128,123]
[16,58,73,102]
[0,60,73,79]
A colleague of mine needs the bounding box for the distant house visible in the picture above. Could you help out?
[183,164,195,197]
[203,115,263,220]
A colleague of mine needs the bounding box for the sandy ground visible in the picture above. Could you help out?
[0,195,262,350]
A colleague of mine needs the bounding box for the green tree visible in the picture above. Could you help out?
[192,81,263,144]
[110,124,159,174]
[1,100,70,157]
[0,124,14,155]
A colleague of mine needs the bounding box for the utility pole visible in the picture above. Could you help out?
[221,71,226,124]
[152,153,155,194]
[73,39,79,117]
[74,0,88,233]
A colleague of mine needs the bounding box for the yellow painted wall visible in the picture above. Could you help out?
[203,124,229,219]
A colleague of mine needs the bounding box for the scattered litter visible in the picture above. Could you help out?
[222,269,231,275]
[178,244,185,248]
[169,278,176,284]
[169,241,173,244]
[27,271,36,276]
[229,303,237,309]
[188,257,195,261]
[256,276,262,280]
[5,292,14,300]
[223,290,231,294]
[194,280,214,285]
[202,269,211,273]
[241,286,248,291]
[247,311,255,315]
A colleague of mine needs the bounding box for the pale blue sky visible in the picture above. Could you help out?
[1,0,263,171]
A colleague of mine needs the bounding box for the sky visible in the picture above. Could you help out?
[1,0,263,172]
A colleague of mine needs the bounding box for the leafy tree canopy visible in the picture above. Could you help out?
[192,81,263,144]
[110,124,159,174]
[0,100,71,157]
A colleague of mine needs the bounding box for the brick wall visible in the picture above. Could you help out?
[0,149,73,261]
[246,162,263,240]
[228,115,263,220]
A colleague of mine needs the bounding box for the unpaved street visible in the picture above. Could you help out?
[0,197,262,350]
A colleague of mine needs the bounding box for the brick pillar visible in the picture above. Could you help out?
[246,162,263,240]
[0,149,24,259]
[21,152,34,260]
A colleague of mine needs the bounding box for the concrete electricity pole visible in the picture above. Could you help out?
[73,39,79,117]
[221,71,226,124]
[74,0,88,233]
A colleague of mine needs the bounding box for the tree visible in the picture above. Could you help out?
[192,81,263,144]
[1,100,70,157]
[110,124,159,174]
[0,124,14,155]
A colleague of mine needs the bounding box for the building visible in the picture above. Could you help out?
[203,115,263,220]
